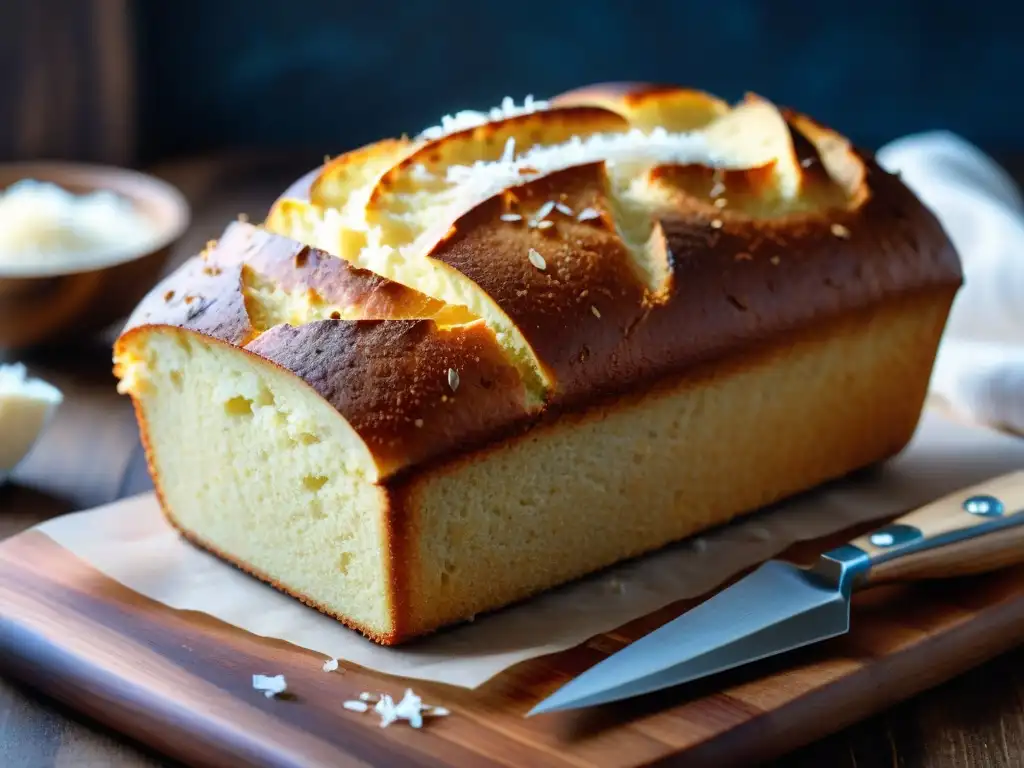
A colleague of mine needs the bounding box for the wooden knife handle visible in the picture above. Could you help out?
[850,471,1024,588]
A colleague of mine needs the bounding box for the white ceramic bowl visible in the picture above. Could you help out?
[0,363,63,485]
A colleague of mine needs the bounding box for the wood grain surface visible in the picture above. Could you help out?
[1,154,1023,767]
[1,524,1023,768]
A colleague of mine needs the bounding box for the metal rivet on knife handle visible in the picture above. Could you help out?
[868,524,924,549]
[962,495,1004,517]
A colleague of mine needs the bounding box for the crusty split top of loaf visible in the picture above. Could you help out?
[117,83,962,482]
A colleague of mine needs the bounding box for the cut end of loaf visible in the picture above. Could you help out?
[116,327,401,641]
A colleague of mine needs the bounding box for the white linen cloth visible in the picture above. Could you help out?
[877,131,1024,433]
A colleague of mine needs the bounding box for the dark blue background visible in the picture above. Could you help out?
[135,0,1018,162]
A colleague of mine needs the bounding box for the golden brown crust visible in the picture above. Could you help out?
[425,152,959,411]
[121,254,255,345]
[551,81,730,130]
[124,221,454,344]
[244,319,529,478]
[371,106,628,201]
[223,221,450,321]
[427,162,654,404]
[120,82,963,484]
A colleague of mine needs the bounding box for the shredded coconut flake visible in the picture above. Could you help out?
[500,212,522,222]
[554,202,574,216]
[252,674,287,699]
[576,207,600,222]
[831,223,851,239]
[536,220,554,230]
[444,128,713,204]
[408,163,435,183]
[417,95,550,141]
[500,136,517,164]
[346,688,448,729]
[322,658,340,673]
[528,248,547,271]
[447,368,460,392]
[590,305,601,318]
[532,200,556,223]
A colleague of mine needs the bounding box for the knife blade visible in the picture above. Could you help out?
[529,471,1024,716]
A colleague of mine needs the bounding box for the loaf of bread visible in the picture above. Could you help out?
[114,83,962,645]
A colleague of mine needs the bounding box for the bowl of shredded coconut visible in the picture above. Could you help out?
[0,162,190,350]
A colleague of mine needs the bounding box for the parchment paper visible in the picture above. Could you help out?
[33,410,1024,689]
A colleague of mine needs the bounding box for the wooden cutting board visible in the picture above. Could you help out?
[1,520,1022,768]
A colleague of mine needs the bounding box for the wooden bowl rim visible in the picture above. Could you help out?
[0,161,191,278]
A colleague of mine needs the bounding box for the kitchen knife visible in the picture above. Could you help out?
[529,470,1024,716]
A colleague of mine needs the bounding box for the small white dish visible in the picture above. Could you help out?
[0,363,63,485]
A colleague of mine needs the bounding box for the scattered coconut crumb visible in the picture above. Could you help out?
[709,180,726,197]
[500,136,516,165]
[576,207,600,222]
[800,157,815,168]
[418,95,548,141]
[536,220,554,230]
[710,219,723,230]
[252,674,287,699]
[408,163,435,183]
[414,418,424,428]
[714,198,728,209]
[345,689,450,729]
[322,658,340,673]
[447,368,460,392]
[528,248,547,271]
[591,305,601,318]
[500,213,522,222]
[554,202,574,216]
[830,223,851,239]
[533,200,556,223]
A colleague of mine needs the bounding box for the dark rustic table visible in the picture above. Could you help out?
[2,154,1023,768]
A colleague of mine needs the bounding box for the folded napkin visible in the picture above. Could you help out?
[877,132,1024,434]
